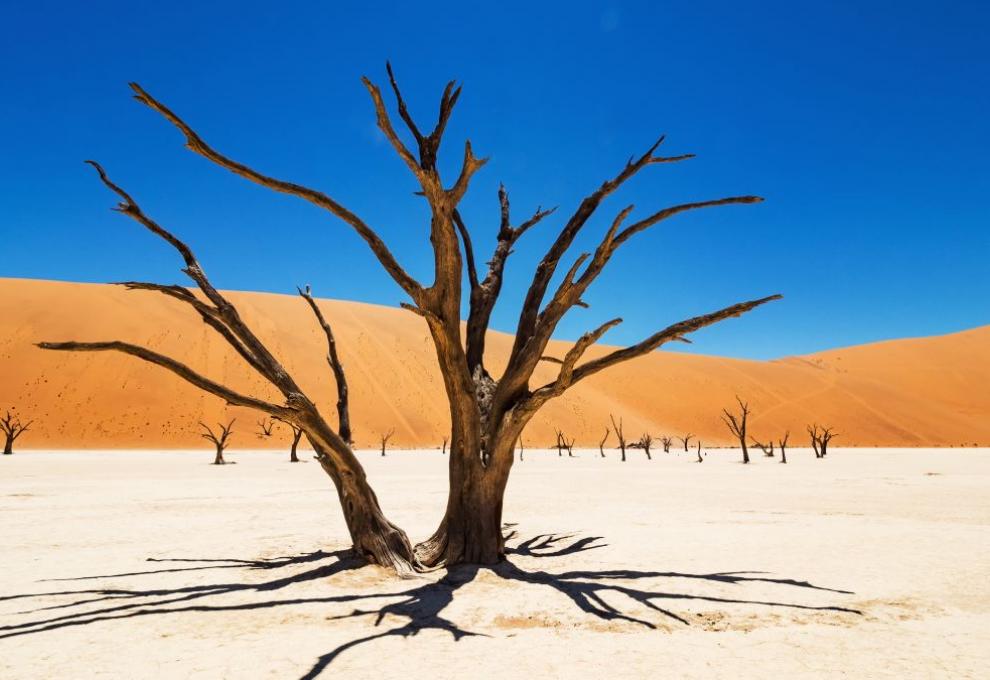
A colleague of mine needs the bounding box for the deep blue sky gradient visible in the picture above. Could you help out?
[1,1,987,359]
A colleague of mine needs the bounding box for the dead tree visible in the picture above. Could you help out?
[299,285,353,444]
[778,431,789,464]
[1,411,32,455]
[39,67,778,571]
[637,433,654,460]
[696,440,703,463]
[554,428,575,457]
[272,416,304,462]
[808,424,837,458]
[598,427,610,458]
[257,418,275,438]
[517,435,524,461]
[721,396,751,463]
[380,428,395,457]
[200,420,235,465]
[610,414,628,462]
[442,436,448,455]
[679,434,695,452]
[751,438,774,457]
[660,435,672,453]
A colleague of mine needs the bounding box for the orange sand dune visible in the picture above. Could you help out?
[1,278,987,448]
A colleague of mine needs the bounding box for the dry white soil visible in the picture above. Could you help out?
[2,448,987,678]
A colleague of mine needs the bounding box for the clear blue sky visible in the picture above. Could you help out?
[2,1,987,359]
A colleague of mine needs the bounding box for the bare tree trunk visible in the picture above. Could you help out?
[696,440,703,463]
[3,436,12,456]
[599,427,609,458]
[214,444,225,465]
[289,427,303,463]
[722,397,751,464]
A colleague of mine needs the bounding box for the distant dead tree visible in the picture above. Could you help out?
[1,411,32,456]
[517,435,524,461]
[679,433,694,452]
[380,428,395,457]
[636,433,654,460]
[598,427,610,458]
[660,436,672,453]
[610,414,628,462]
[272,416,304,462]
[442,436,448,455]
[38,67,778,571]
[200,420,235,465]
[751,438,774,457]
[778,431,790,464]
[696,440,703,463]
[721,396,751,464]
[554,428,575,457]
[808,424,837,458]
[257,418,275,438]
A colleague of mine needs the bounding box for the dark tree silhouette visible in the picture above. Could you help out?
[1,410,32,455]
[257,418,275,438]
[598,427,610,458]
[751,438,775,457]
[696,440,704,463]
[38,67,778,572]
[517,435,524,462]
[554,429,576,457]
[380,428,395,457]
[298,285,353,445]
[679,434,695,452]
[660,436,672,453]
[200,420,235,465]
[808,425,837,458]
[441,436,448,455]
[778,431,790,464]
[721,397,751,464]
[634,433,654,460]
[610,414,628,462]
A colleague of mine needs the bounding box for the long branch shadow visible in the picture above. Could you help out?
[1,531,863,679]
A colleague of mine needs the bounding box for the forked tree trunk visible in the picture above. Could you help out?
[289,428,303,463]
[213,444,225,465]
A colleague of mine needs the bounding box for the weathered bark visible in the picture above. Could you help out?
[1,411,31,455]
[299,285,353,444]
[722,397,751,464]
[42,67,780,572]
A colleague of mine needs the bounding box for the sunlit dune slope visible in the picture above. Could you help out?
[1,278,987,448]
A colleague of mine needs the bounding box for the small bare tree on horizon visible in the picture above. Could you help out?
[610,414,628,462]
[598,427,610,458]
[778,431,790,464]
[380,428,395,457]
[554,428,575,457]
[751,438,774,457]
[679,433,695,452]
[1,410,32,456]
[257,418,275,438]
[660,435,672,453]
[721,396,751,464]
[696,440,703,463]
[200,420,235,465]
[808,424,837,458]
[37,66,778,572]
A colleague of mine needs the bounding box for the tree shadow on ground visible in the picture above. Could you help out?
[0,530,862,679]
